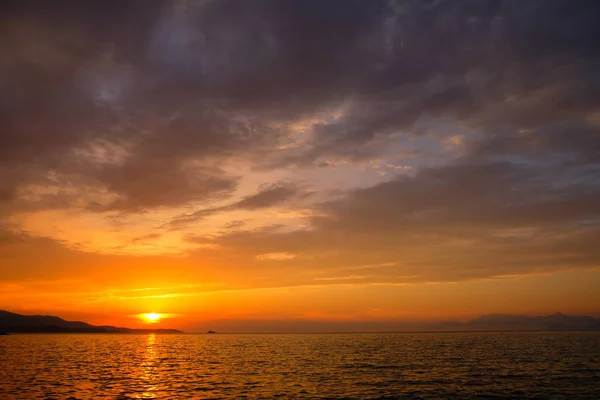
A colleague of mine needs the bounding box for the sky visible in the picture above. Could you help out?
[0,0,599,332]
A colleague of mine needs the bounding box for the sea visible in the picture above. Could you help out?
[1,331,599,399]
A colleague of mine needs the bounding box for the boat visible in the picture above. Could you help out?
[207,330,216,334]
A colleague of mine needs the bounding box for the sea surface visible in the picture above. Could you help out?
[1,332,599,399]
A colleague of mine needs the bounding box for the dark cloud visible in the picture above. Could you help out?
[233,182,303,210]
[2,0,598,167]
[0,0,599,284]
[169,182,303,228]
[91,161,237,212]
[194,133,600,284]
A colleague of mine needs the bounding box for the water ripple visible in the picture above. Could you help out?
[0,332,599,399]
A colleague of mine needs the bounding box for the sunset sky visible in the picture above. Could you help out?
[0,0,599,332]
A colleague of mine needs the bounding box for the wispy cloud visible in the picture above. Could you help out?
[255,252,296,261]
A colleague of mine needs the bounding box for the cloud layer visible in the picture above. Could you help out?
[0,0,599,292]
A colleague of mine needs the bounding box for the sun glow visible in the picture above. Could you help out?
[140,313,163,323]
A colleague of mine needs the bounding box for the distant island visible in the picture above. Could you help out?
[0,310,183,334]
[195,313,600,333]
[428,313,600,332]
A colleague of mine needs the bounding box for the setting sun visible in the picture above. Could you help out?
[140,313,163,323]
[1,1,600,398]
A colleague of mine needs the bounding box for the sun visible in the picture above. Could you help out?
[140,313,163,323]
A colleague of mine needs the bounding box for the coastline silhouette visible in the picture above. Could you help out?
[2,309,600,334]
[0,310,183,334]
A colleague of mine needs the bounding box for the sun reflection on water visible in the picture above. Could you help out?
[2,333,599,398]
[139,333,158,399]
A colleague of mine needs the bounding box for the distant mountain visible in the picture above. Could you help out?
[2,310,598,334]
[188,313,600,333]
[431,313,600,331]
[0,310,183,334]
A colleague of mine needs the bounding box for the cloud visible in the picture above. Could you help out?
[90,161,238,212]
[197,144,600,284]
[314,275,369,281]
[0,0,599,286]
[233,182,301,210]
[168,182,304,228]
[255,252,296,261]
